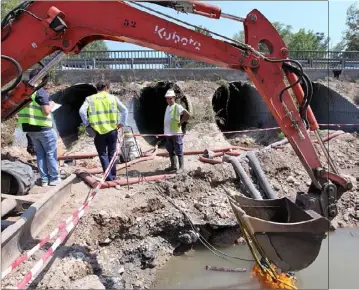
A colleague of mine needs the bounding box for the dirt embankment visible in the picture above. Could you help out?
[2,125,358,290]
[1,79,358,289]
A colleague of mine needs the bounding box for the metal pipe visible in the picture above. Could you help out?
[221,12,245,22]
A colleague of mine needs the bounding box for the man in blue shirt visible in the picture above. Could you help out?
[18,68,60,187]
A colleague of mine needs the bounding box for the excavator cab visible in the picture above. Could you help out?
[227,193,331,272]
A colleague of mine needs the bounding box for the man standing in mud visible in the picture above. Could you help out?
[163,89,190,174]
[79,81,128,181]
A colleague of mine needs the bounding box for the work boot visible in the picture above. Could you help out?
[165,155,177,172]
[177,156,184,174]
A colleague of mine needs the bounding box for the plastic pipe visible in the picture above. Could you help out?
[246,151,277,199]
[223,155,263,200]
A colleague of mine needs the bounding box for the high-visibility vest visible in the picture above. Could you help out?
[17,92,52,128]
[169,103,182,133]
[87,91,118,135]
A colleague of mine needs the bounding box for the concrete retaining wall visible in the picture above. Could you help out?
[52,68,359,84]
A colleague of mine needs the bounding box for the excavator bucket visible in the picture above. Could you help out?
[227,193,331,272]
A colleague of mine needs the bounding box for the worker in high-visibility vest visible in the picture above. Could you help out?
[79,81,128,181]
[17,68,60,187]
[163,89,190,174]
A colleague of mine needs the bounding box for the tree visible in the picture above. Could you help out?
[233,22,293,53]
[287,29,329,51]
[1,0,22,20]
[233,21,329,58]
[343,2,359,51]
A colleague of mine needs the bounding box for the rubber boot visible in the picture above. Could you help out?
[165,155,177,172]
[177,156,184,174]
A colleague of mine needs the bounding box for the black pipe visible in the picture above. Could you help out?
[246,151,277,199]
[223,155,263,200]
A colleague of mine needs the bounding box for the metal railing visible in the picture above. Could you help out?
[43,50,359,70]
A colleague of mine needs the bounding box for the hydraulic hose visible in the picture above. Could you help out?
[246,151,277,199]
[223,155,263,200]
[1,55,23,98]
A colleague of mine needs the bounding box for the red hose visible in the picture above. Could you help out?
[59,146,252,160]
[77,147,158,174]
[76,170,175,188]
[199,156,223,164]
[272,131,345,149]
[224,151,241,156]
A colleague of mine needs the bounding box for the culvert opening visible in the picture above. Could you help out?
[212,81,280,145]
[307,82,359,133]
[51,83,97,147]
[212,81,358,145]
[134,81,191,146]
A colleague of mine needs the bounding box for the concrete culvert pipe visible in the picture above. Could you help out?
[134,81,192,145]
[51,83,97,147]
[212,81,277,133]
[212,81,359,136]
[307,82,359,133]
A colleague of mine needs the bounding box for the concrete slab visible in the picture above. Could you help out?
[1,174,78,270]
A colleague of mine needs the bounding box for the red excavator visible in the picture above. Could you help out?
[1,0,353,274]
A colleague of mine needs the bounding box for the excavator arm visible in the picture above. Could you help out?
[1,0,353,272]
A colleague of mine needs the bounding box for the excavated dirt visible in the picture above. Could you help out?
[1,79,358,289]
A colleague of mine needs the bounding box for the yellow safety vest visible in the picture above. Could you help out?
[87,91,118,135]
[17,92,52,128]
[170,103,182,133]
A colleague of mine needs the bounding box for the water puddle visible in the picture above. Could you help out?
[153,228,359,289]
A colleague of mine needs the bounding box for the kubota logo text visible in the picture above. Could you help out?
[154,25,201,51]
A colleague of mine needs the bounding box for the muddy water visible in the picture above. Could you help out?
[154,228,359,289]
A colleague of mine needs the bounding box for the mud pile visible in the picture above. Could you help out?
[1,162,242,289]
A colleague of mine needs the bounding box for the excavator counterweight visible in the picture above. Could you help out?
[1,0,353,274]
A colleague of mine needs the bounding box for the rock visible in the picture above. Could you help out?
[141,248,156,269]
[71,251,86,260]
[286,176,296,183]
[337,220,344,228]
[178,233,192,244]
[343,214,349,222]
[99,238,112,246]
[109,276,125,289]
[235,237,246,244]
[118,266,125,275]
[71,275,105,289]
[133,280,144,289]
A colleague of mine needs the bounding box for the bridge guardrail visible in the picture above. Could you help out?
[41,50,359,70]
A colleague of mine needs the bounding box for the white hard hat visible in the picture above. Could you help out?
[164,89,175,98]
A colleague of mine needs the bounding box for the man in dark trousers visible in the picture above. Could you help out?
[79,81,128,181]
[163,89,190,174]
[18,68,60,187]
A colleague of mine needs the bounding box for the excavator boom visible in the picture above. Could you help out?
[1,0,353,273]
